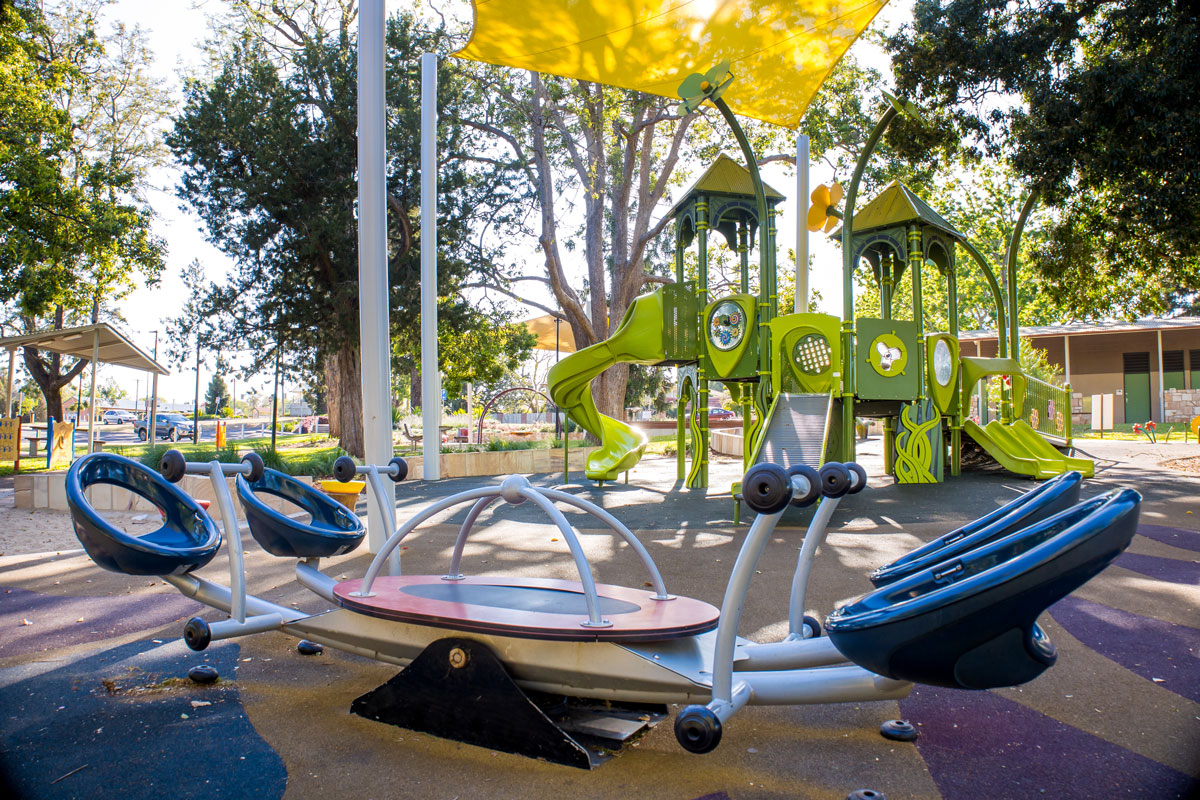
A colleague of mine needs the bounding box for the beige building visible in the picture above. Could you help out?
[959,318,1200,426]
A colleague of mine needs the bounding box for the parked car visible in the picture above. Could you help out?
[707,407,736,420]
[134,413,195,442]
[103,409,137,425]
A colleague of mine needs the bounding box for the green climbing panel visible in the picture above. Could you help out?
[894,398,943,484]
[856,317,920,401]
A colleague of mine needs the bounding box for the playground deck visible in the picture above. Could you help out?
[1,439,1197,799]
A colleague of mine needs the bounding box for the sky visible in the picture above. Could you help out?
[89,0,906,410]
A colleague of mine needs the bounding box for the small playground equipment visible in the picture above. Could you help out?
[68,449,1138,766]
[545,73,1093,500]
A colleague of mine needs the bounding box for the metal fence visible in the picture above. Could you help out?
[1022,375,1071,444]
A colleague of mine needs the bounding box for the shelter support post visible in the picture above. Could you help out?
[6,349,14,418]
[87,331,99,454]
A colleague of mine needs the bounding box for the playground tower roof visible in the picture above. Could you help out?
[833,180,966,240]
[455,0,891,128]
[665,153,785,221]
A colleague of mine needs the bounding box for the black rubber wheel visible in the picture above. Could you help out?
[241,451,265,483]
[387,456,408,483]
[167,428,178,442]
[184,617,212,652]
[846,791,888,800]
[879,719,919,742]
[846,462,868,494]
[187,664,219,684]
[819,462,851,498]
[674,705,723,754]
[786,464,822,507]
[802,614,822,638]
[333,455,358,483]
[742,463,791,514]
[160,449,187,483]
[137,428,147,442]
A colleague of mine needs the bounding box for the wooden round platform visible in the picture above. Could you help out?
[333,575,720,642]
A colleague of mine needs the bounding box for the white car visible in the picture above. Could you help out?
[103,410,137,425]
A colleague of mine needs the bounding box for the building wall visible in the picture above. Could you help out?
[959,327,1200,425]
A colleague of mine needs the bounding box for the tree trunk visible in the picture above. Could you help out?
[325,344,364,458]
[409,365,421,413]
[594,363,629,422]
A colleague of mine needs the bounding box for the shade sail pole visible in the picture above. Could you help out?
[420,52,440,479]
[795,133,810,313]
[357,0,395,553]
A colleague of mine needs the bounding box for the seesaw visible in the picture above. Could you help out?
[65,450,1138,768]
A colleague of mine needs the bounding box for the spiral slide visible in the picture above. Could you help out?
[548,290,668,481]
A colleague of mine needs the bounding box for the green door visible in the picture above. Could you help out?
[1123,352,1151,423]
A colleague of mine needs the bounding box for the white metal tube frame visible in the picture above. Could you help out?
[352,474,674,629]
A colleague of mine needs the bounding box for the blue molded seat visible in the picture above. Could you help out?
[826,488,1140,690]
[67,453,222,576]
[870,471,1083,587]
[236,469,365,558]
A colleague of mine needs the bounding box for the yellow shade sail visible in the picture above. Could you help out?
[454,0,891,128]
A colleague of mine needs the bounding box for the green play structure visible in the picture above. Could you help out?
[547,75,1091,504]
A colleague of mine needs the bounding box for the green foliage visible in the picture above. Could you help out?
[167,5,520,456]
[437,314,536,400]
[887,0,1200,316]
[204,374,230,415]
[484,438,540,452]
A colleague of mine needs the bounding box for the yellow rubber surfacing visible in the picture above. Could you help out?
[454,0,891,128]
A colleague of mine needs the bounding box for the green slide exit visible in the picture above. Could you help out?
[548,290,669,481]
[963,419,1094,480]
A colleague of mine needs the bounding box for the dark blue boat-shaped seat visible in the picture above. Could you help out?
[870,470,1083,587]
[67,453,222,576]
[826,488,1140,690]
[236,469,365,558]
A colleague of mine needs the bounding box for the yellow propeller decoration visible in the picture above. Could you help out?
[677,60,734,114]
[806,182,844,233]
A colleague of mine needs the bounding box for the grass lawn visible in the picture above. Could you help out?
[1071,422,1196,442]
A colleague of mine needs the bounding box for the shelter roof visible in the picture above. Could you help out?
[523,314,578,353]
[833,180,965,240]
[958,317,1200,342]
[454,0,890,128]
[0,323,169,375]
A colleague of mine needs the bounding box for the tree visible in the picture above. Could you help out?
[168,1,526,457]
[853,160,1070,332]
[1,0,168,422]
[458,51,905,420]
[204,373,231,415]
[97,377,125,405]
[887,0,1200,317]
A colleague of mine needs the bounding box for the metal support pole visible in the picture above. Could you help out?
[1157,329,1164,422]
[795,134,809,313]
[420,51,440,481]
[357,1,396,553]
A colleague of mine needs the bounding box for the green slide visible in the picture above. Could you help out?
[963,419,1094,479]
[548,290,668,481]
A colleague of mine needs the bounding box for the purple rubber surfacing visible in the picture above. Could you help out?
[1135,524,1200,553]
[0,586,193,658]
[1049,595,1200,704]
[1113,552,1200,585]
[899,685,1197,799]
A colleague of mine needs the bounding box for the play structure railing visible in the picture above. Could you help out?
[1022,375,1072,444]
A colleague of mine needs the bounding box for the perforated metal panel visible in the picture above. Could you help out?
[756,393,828,469]
[662,282,698,362]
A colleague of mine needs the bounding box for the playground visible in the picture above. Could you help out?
[1,439,1197,798]
[2,0,1198,797]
